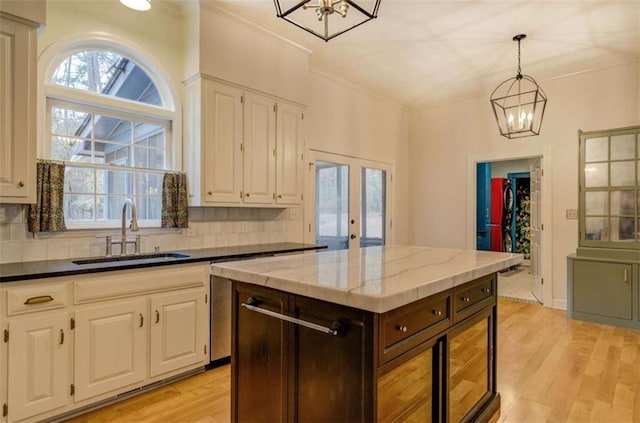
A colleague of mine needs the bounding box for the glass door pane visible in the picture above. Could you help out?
[315,160,349,251]
[361,167,386,247]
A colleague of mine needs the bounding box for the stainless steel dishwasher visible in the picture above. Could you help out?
[210,274,232,364]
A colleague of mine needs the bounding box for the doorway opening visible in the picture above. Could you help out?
[476,158,542,304]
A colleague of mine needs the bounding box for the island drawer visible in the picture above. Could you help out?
[380,290,450,363]
[453,274,495,322]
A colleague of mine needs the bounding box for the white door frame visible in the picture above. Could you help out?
[466,150,553,308]
[304,149,393,248]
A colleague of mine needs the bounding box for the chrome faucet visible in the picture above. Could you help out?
[106,199,140,256]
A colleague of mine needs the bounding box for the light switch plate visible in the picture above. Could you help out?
[566,209,578,219]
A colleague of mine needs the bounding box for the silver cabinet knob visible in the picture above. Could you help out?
[397,325,407,333]
[432,309,443,316]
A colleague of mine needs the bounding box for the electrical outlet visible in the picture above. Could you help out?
[566,209,578,220]
[241,222,249,233]
[289,208,298,220]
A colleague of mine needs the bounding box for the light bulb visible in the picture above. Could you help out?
[339,2,349,17]
[120,0,151,11]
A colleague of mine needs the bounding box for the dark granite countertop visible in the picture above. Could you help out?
[0,242,326,283]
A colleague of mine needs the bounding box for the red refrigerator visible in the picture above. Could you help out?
[490,178,513,252]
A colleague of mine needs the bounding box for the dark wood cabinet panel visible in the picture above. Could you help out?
[233,284,288,423]
[291,296,374,423]
[448,309,493,422]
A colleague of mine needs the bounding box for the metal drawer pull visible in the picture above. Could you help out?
[24,295,54,305]
[60,329,64,345]
[242,297,343,336]
[432,309,443,316]
[461,296,471,302]
[482,287,491,294]
[156,310,160,323]
[624,268,629,283]
[397,325,408,333]
[139,314,144,328]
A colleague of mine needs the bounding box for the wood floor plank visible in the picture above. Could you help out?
[64,299,640,423]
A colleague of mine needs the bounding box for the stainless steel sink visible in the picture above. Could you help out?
[72,252,190,265]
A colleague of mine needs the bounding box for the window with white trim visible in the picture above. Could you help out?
[44,48,175,229]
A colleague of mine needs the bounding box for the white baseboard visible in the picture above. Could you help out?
[552,299,567,310]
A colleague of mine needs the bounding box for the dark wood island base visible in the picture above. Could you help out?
[231,272,499,423]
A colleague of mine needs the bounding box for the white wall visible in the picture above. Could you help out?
[490,159,537,178]
[197,5,310,105]
[409,61,640,308]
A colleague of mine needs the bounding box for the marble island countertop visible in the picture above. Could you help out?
[211,245,523,313]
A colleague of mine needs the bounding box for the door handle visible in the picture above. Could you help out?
[350,234,356,239]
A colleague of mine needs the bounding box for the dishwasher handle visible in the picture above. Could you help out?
[241,297,344,336]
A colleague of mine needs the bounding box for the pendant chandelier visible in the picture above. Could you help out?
[490,34,547,139]
[274,0,381,42]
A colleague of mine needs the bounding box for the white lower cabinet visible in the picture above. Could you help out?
[150,289,208,377]
[74,299,147,402]
[1,263,210,422]
[7,311,70,422]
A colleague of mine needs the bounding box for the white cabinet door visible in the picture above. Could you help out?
[243,92,276,204]
[149,289,208,377]
[0,17,36,203]
[276,102,304,205]
[74,299,147,401]
[203,80,243,204]
[7,311,70,422]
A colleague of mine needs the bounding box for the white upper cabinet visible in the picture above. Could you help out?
[184,75,305,207]
[202,81,244,204]
[243,92,276,204]
[276,102,304,205]
[0,15,37,203]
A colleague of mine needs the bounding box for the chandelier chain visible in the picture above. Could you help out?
[517,37,522,77]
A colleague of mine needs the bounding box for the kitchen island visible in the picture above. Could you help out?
[211,245,522,423]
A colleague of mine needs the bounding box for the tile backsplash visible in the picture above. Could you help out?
[0,204,297,264]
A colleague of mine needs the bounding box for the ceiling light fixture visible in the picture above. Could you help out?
[490,34,547,139]
[274,0,381,42]
[120,0,151,12]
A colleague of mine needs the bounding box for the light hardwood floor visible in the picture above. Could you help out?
[65,299,640,423]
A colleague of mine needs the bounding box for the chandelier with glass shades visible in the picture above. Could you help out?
[274,0,381,42]
[490,34,547,139]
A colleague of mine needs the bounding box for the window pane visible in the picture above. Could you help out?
[133,146,149,168]
[94,114,132,142]
[611,161,635,186]
[585,137,608,162]
[316,161,349,250]
[101,143,131,166]
[360,167,386,247]
[585,217,608,241]
[585,191,608,216]
[611,191,635,216]
[65,167,94,194]
[96,169,133,194]
[584,163,608,187]
[51,136,87,162]
[51,50,162,106]
[51,107,90,137]
[611,134,636,160]
[65,194,95,221]
[136,173,163,196]
[611,216,635,242]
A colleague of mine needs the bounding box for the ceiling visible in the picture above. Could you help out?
[201,0,639,107]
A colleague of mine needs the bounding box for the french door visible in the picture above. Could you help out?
[305,151,392,250]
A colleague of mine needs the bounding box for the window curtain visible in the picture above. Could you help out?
[161,172,189,228]
[27,160,66,233]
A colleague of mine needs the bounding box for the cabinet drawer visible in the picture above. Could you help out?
[453,274,495,322]
[380,291,450,363]
[6,282,69,316]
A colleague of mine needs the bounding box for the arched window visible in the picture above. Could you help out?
[43,46,176,228]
